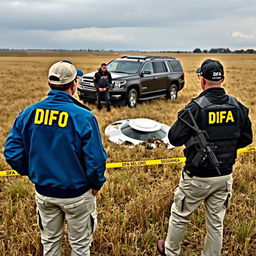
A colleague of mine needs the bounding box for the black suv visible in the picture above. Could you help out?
[77,56,185,108]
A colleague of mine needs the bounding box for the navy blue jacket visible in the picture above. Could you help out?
[4,90,107,198]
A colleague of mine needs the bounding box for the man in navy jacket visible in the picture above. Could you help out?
[4,61,107,256]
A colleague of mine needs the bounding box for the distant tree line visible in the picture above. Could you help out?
[0,48,106,52]
[0,48,255,54]
[192,48,256,54]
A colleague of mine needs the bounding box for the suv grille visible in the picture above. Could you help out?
[82,76,94,87]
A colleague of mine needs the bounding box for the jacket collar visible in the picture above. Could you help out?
[98,68,108,75]
[47,90,91,111]
[48,90,74,102]
[199,87,226,97]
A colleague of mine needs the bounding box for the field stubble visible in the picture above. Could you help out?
[0,52,255,255]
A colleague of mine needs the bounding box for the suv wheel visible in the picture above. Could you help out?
[166,84,178,100]
[127,88,138,108]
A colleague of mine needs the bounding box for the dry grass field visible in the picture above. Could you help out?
[0,52,255,256]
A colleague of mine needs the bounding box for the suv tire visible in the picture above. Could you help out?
[127,88,138,108]
[166,84,178,100]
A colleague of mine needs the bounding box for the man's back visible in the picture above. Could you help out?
[5,90,107,197]
[169,87,252,177]
[4,61,107,255]
[158,59,253,256]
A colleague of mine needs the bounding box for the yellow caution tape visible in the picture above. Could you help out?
[106,157,186,168]
[1,146,255,177]
[237,146,256,153]
[0,169,19,177]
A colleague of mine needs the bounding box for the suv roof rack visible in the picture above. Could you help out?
[147,56,176,60]
[121,55,176,60]
[121,56,149,60]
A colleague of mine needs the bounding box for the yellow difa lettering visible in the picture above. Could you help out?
[208,112,216,124]
[208,110,235,124]
[226,111,234,123]
[219,111,226,123]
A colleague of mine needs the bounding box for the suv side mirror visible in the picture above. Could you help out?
[141,70,151,77]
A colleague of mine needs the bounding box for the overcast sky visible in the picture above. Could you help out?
[0,0,255,51]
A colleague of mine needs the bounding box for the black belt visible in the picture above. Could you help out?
[183,168,230,178]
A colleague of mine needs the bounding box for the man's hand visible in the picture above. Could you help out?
[92,189,99,196]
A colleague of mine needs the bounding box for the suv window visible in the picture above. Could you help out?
[107,60,141,74]
[107,61,118,71]
[168,61,183,72]
[153,61,167,73]
[142,62,154,73]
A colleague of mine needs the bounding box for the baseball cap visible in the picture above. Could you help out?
[195,67,201,74]
[62,60,83,77]
[196,59,224,81]
[48,61,79,85]
[77,69,83,77]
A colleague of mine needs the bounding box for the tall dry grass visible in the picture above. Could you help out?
[0,52,255,255]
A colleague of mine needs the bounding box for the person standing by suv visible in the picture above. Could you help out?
[157,59,252,256]
[94,63,112,112]
[4,61,107,256]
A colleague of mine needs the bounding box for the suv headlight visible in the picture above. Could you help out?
[114,81,126,88]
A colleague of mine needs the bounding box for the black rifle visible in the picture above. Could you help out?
[178,109,221,175]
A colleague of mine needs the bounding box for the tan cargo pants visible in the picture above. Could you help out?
[35,189,97,256]
[165,172,233,256]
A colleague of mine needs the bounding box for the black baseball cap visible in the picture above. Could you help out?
[196,59,224,81]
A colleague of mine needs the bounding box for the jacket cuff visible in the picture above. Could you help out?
[91,183,103,191]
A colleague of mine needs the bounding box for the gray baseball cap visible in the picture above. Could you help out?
[48,61,77,85]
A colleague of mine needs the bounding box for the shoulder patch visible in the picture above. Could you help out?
[194,96,212,108]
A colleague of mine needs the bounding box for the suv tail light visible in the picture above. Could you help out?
[181,72,185,80]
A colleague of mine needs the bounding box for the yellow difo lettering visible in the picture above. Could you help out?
[34,109,44,124]
[58,112,69,127]
[44,109,50,125]
[208,112,215,124]
[34,109,69,127]
[48,110,59,126]
[226,111,234,123]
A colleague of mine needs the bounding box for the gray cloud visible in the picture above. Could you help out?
[0,0,256,50]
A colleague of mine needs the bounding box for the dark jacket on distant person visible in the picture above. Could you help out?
[94,69,112,90]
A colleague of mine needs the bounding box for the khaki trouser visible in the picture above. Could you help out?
[165,172,233,256]
[35,189,97,256]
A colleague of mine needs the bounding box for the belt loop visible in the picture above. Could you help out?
[184,169,193,178]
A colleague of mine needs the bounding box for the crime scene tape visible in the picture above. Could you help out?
[0,146,255,177]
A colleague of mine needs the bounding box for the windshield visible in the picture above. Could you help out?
[107,60,141,74]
